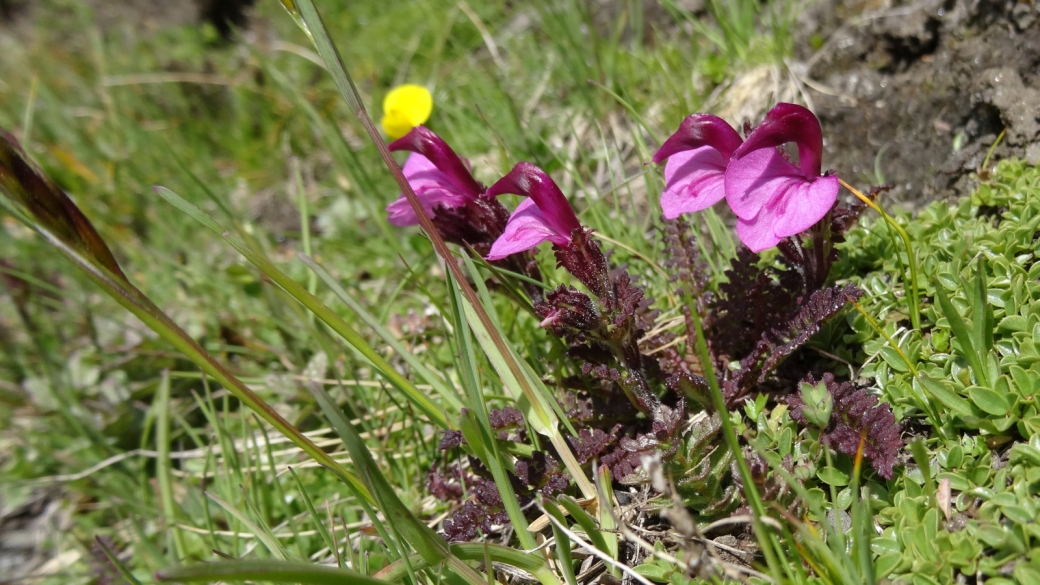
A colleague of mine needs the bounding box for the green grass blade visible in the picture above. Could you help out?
[0,133,370,503]
[153,185,448,430]
[557,496,612,560]
[971,256,995,359]
[457,255,591,498]
[542,499,579,585]
[95,536,143,585]
[288,467,336,560]
[156,560,386,584]
[300,253,463,412]
[855,486,877,585]
[917,373,972,417]
[933,278,990,388]
[0,133,127,284]
[447,277,539,550]
[288,0,363,116]
[288,0,592,505]
[374,543,558,585]
[310,377,492,585]
[206,491,289,560]
[910,438,936,508]
[457,284,594,498]
[306,380,450,565]
[154,370,186,562]
[679,287,783,581]
[595,467,619,575]
[458,410,537,547]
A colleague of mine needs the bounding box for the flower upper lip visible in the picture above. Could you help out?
[486,162,581,237]
[483,163,582,261]
[729,103,825,179]
[651,114,742,220]
[384,126,488,228]
[388,125,484,199]
[651,114,743,164]
[724,104,838,251]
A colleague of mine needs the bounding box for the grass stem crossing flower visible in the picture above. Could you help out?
[385,125,483,227]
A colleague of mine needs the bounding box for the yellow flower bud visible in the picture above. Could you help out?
[381,84,433,139]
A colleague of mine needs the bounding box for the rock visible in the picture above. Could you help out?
[1025,143,1040,167]
[799,0,1040,206]
[975,67,1040,146]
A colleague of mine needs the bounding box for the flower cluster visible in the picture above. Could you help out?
[383,106,890,539]
[383,125,543,297]
[654,103,839,252]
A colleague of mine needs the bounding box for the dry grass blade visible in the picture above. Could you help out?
[0,131,125,283]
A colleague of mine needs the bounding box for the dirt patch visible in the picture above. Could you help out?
[799,0,1040,206]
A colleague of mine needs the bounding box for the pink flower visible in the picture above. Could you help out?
[725,103,839,252]
[484,163,581,261]
[652,114,743,219]
[385,125,484,226]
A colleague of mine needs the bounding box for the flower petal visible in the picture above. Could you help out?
[485,198,567,261]
[486,163,580,237]
[735,213,781,253]
[732,175,839,250]
[660,146,729,219]
[385,152,471,226]
[769,175,839,238]
[724,147,798,220]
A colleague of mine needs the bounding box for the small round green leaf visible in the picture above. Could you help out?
[817,466,850,487]
[967,386,1010,416]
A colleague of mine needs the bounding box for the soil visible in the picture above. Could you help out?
[798,0,1040,206]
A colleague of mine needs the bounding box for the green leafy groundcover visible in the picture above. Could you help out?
[840,159,1040,584]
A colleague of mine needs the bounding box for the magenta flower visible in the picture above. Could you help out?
[652,114,743,219]
[724,103,839,252]
[484,162,581,261]
[385,125,485,226]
